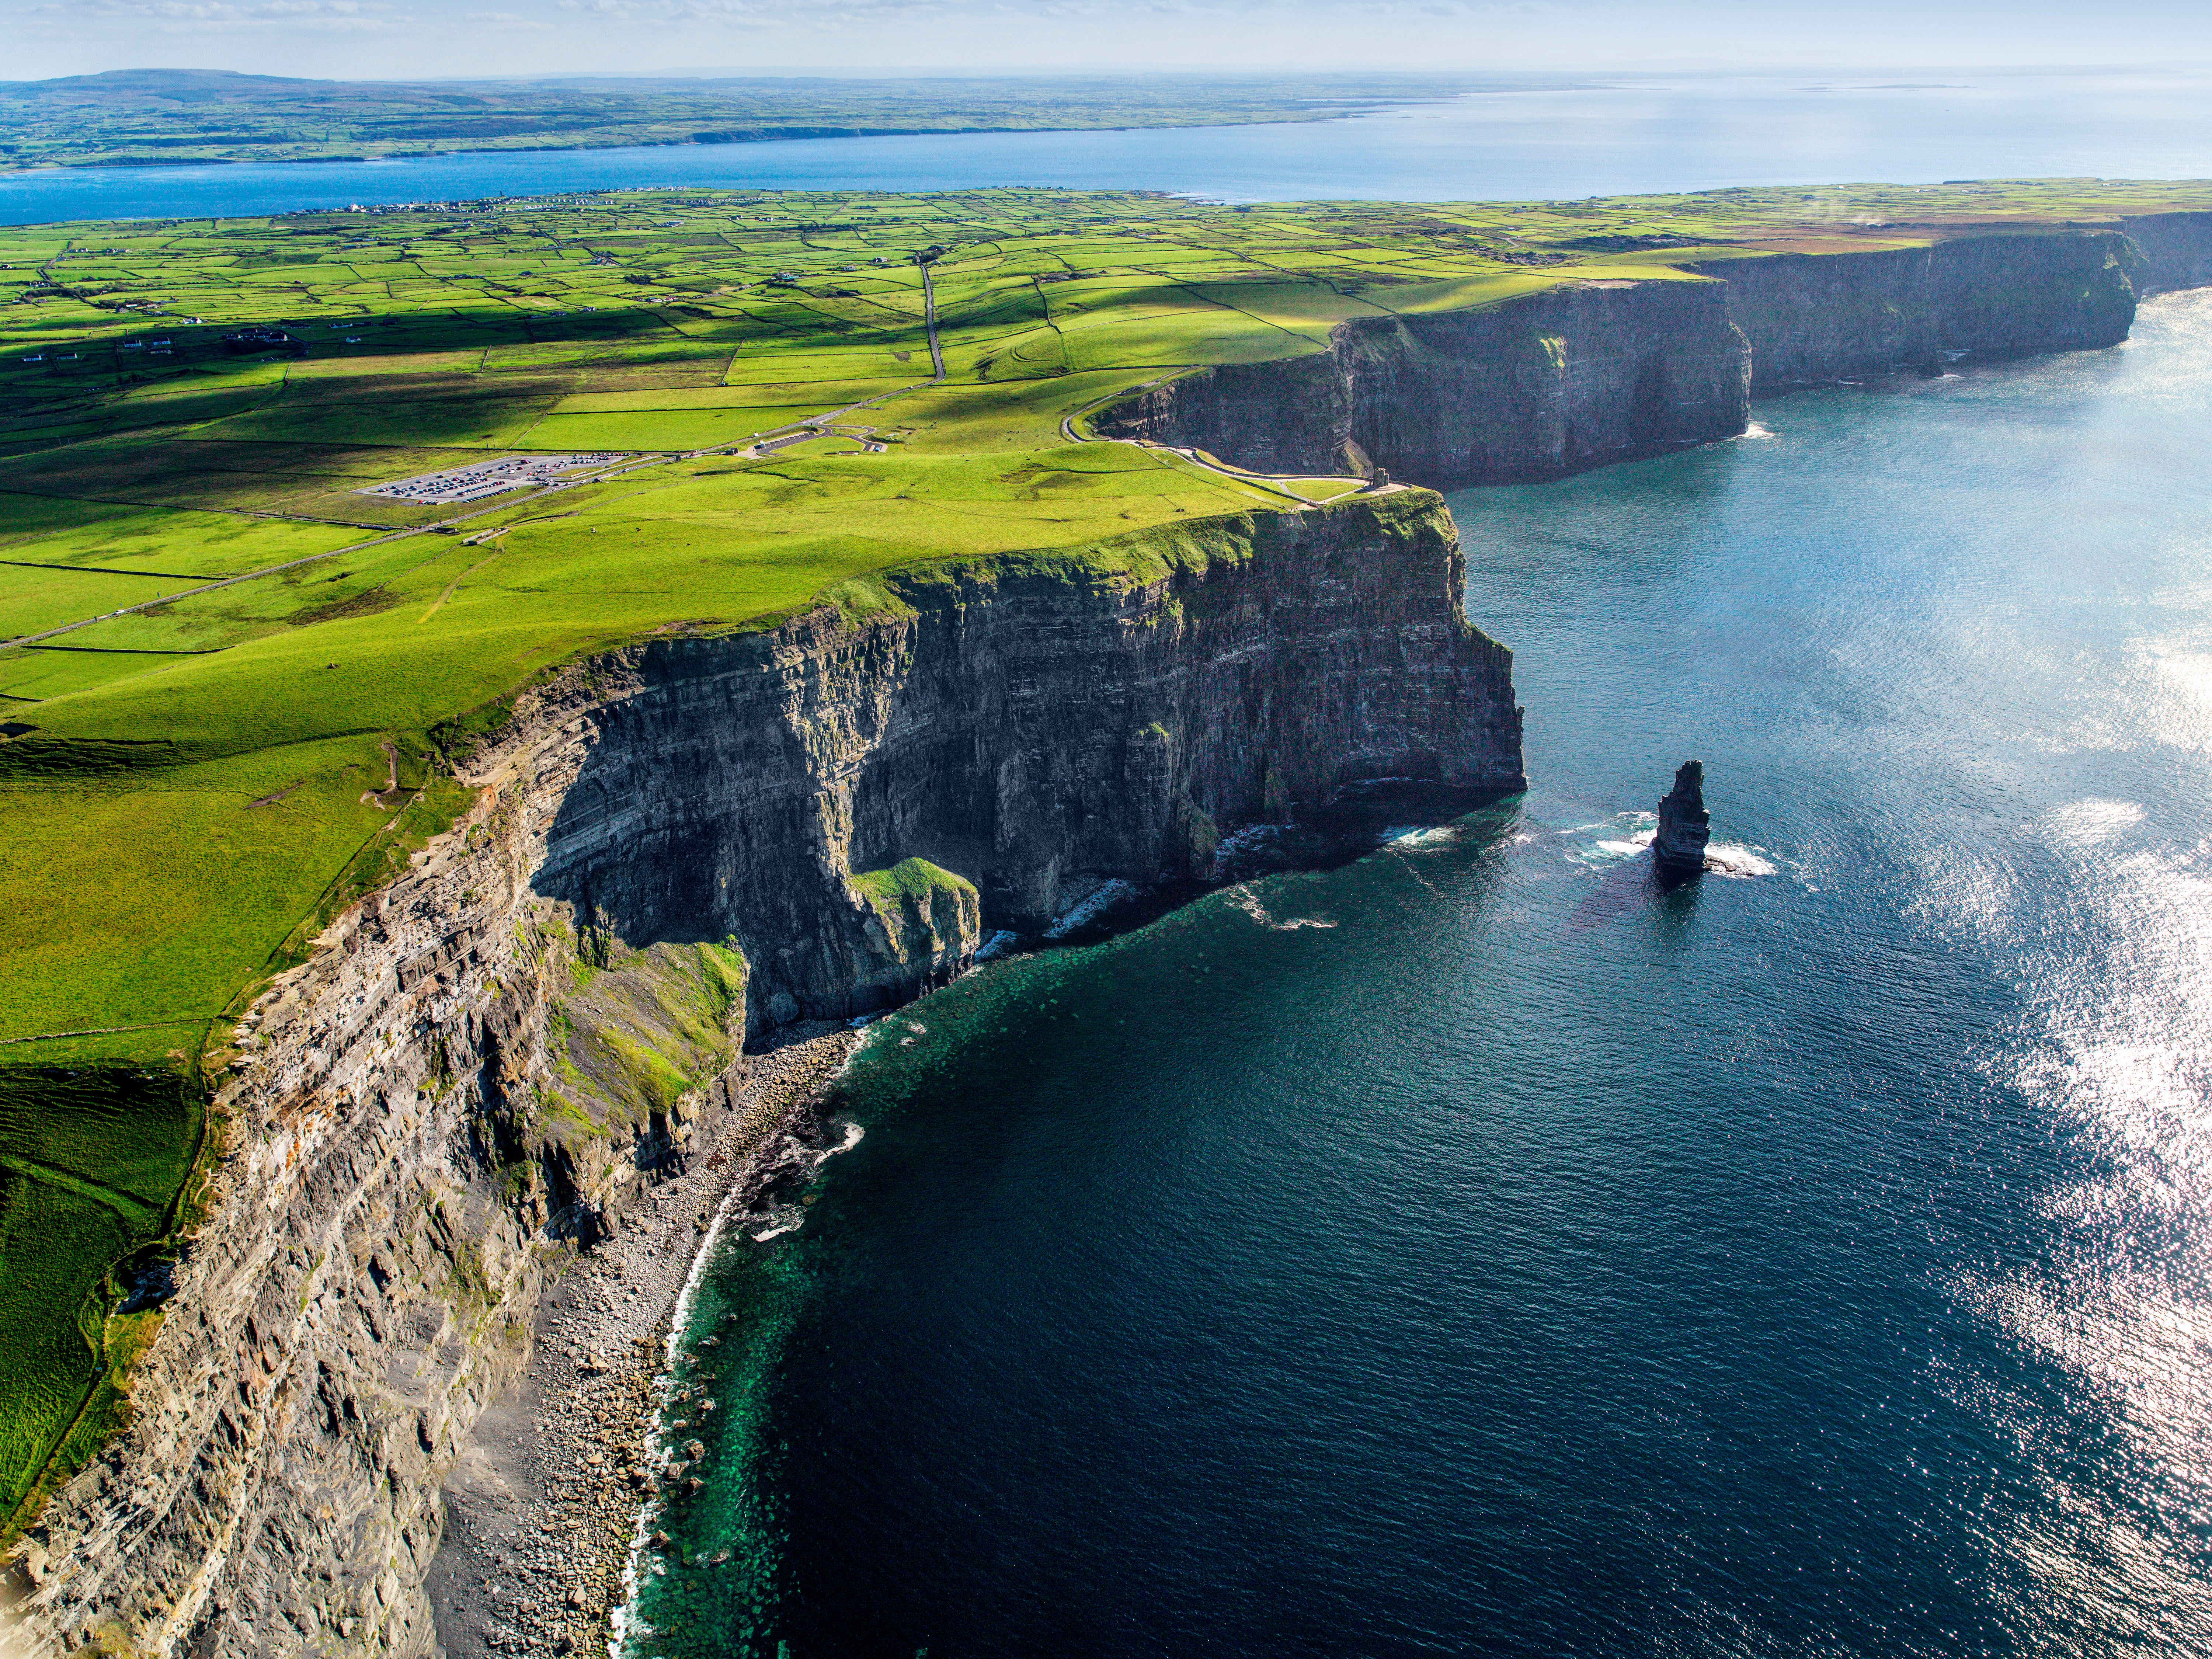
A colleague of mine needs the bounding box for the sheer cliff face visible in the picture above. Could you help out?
[2120,212,2212,295]
[535,492,1523,1026]
[1097,229,2191,484]
[1094,278,1753,488]
[1,494,1522,1659]
[1338,282,1753,486]
[1690,229,2148,393]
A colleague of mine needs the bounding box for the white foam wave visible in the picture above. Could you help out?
[1225,884,1338,931]
[1560,809,1780,881]
[1043,878,1139,939]
[971,929,1019,963]
[619,1122,759,1655]
[1701,841,1777,879]
[1563,811,1656,867]
[1738,420,1779,441]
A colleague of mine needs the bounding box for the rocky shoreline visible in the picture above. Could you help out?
[422,1026,859,1659]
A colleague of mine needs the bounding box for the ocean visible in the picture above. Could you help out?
[630,291,2212,1656]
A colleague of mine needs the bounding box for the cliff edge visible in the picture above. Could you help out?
[0,492,1520,1658]
[1688,228,2148,392]
[1095,277,1753,487]
[1096,225,2183,483]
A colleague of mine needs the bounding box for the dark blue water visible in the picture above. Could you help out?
[5,69,2210,226]
[630,292,2212,1657]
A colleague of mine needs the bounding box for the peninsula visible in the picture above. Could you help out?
[3,178,2211,1656]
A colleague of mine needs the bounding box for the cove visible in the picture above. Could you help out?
[632,291,2212,1657]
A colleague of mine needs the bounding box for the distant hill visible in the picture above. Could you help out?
[0,69,1496,172]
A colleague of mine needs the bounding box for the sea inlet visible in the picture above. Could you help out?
[629,291,2212,1657]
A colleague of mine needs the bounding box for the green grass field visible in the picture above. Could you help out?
[0,1065,203,1538]
[3,176,2211,1537]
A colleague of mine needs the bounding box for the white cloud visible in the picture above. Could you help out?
[24,0,407,28]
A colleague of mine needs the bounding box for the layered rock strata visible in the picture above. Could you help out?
[1094,278,1753,487]
[1687,229,2149,392]
[532,493,1523,1025]
[1098,225,2212,486]
[0,491,1523,1658]
[2117,212,2212,295]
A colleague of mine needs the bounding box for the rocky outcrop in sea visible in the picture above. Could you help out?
[1652,761,1712,882]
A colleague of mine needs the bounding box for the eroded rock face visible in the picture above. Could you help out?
[531,493,1524,1027]
[0,493,1522,1658]
[2119,212,2212,295]
[1653,761,1712,881]
[1688,229,2149,393]
[0,736,740,1659]
[1095,229,2210,485]
[1095,278,1752,487]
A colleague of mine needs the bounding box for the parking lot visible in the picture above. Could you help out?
[357,452,629,505]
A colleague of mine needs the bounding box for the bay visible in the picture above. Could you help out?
[633,291,2212,1656]
[3,69,2209,226]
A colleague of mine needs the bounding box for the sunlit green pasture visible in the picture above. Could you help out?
[9,174,2212,1041]
[3,177,2212,1533]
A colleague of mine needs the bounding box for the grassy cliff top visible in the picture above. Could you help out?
[0,175,2209,1543]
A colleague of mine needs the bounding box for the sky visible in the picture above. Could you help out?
[6,0,2212,83]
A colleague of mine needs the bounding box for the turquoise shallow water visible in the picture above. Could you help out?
[2,69,2208,225]
[631,290,2212,1657]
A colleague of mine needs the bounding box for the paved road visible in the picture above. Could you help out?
[923,263,945,380]
[1057,376,1356,509]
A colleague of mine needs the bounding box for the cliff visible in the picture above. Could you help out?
[1686,229,2148,392]
[1094,278,1753,487]
[0,492,1521,1657]
[18,203,2205,1659]
[2118,211,2212,295]
[535,493,1520,1027]
[1096,225,2206,480]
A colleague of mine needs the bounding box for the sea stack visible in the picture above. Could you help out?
[1653,761,1712,881]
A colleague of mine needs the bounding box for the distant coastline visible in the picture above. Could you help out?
[0,67,1484,179]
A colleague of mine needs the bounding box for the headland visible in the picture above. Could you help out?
[2,179,2211,1657]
